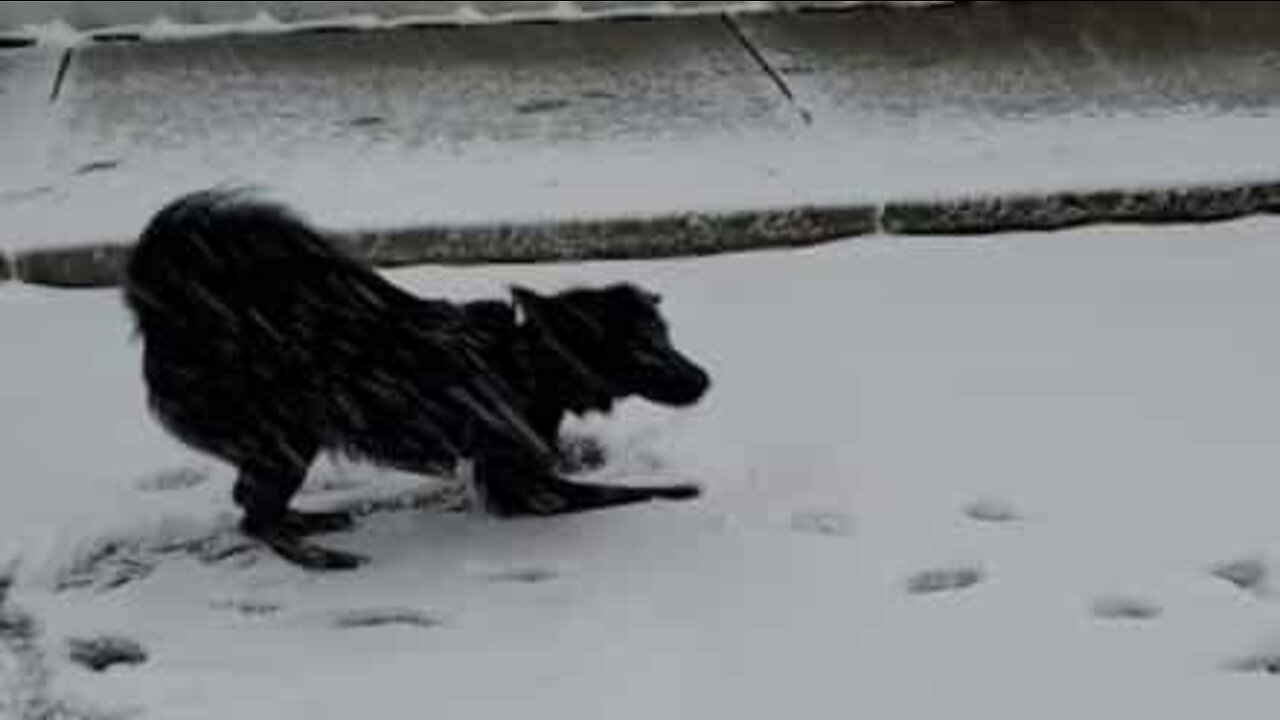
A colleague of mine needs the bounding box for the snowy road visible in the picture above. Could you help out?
[5,220,1280,717]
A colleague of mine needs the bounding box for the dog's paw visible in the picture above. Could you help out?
[242,522,367,572]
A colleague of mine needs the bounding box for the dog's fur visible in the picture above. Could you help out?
[123,190,711,569]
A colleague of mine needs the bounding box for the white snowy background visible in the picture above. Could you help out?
[6,217,1280,718]
[6,1,1280,718]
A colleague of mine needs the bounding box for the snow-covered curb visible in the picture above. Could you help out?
[2,1,962,47]
[8,179,1280,288]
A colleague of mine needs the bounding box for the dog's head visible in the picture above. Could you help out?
[512,283,711,411]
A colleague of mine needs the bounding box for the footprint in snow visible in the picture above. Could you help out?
[1226,652,1280,676]
[483,566,561,585]
[963,498,1022,524]
[515,97,572,115]
[332,608,445,630]
[906,566,985,596]
[67,635,148,673]
[1210,558,1270,597]
[211,599,284,618]
[1090,595,1163,622]
[789,510,856,538]
[135,466,211,493]
[56,527,261,593]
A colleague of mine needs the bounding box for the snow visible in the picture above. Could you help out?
[6,218,1280,718]
[8,107,1280,254]
[5,2,961,43]
[7,1,1280,255]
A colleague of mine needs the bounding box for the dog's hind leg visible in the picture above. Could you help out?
[280,509,356,536]
[234,450,365,571]
[247,524,366,571]
[474,463,571,517]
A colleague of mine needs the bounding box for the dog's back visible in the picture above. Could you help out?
[125,190,392,357]
[124,190,549,471]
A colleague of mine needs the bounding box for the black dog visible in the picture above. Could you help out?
[123,190,711,570]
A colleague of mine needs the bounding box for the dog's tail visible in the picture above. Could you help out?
[122,188,361,335]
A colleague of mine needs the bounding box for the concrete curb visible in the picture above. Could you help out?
[12,245,131,289]
[355,205,878,267]
[6,180,1280,289]
[10,205,879,288]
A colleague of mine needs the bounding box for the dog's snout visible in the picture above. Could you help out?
[677,363,711,405]
[640,353,710,407]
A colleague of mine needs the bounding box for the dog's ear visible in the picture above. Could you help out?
[615,283,661,308]
[511,285,548,324]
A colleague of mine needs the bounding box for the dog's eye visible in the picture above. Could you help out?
[628,318,668,346]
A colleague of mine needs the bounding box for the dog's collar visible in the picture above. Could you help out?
[512,301,621,414]
[536,330,620,413]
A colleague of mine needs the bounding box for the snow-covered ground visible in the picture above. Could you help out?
[5,218,1280,718]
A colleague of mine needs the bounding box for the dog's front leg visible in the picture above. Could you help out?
[475,446,699,517]
[473,449,572,517]
[549,477,701,513]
